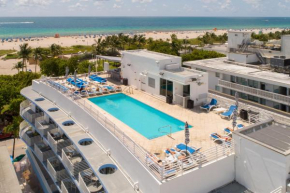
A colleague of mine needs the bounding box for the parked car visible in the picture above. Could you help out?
[0,131,13,140]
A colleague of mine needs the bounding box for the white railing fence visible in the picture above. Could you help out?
[39,78,236,181]
[219,79,290,106]
[61,178,80,193]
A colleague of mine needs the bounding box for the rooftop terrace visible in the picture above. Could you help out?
[122,49,180,60]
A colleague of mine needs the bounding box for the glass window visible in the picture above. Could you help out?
[236,77,248,86]
[230,76,236,83]
[248,95,259,103]
[215,73,220,78]
[183,85,190,96]
[148,77,155,88]
[215,86,220,91]
[160,78,167,96]
[248,79,259,88]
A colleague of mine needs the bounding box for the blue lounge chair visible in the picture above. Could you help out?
[200,99,218,112]
[176,143,201,154]
[224,124,244,136]
[164,148,176,155]
[89,75,107,83]
[210,133,231,146]
[220,105,237,120]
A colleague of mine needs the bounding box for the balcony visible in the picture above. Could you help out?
[61,178,80,193]
[20,106,43,124]
[79,169,104,193]
[34,142,55,162]
[218,79,290,106]
[62,146,90,178]
[47,129,72,154]
[47,157,69,182]
[35,117,56,137]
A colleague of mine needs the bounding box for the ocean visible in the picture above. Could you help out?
[1,17,290,38]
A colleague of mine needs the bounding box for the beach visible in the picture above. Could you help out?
[0,27,284,75]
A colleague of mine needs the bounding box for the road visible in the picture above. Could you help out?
[0,137,26,158]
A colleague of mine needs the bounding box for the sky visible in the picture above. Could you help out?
[0,0,290,17]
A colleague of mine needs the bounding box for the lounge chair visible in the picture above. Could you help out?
[100,87,109,94]
[115,85,122,92]
[210,133,231,146]
[175,143,201,155]
[104,85,115,92]
[220,105,237,120]
[200,99,218,112]
[80,90,88,97]
[89,75,107,84]
[224,124,244,137]
[145,154,177,178]
[87,88,96,96]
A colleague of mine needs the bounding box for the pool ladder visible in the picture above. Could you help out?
[124,86,134,94]
[158,125,172,138]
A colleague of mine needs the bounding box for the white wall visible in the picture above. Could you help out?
[228,53,258,64]
[160,155,235,193]
[228,32,252,50]
[282,36,290,58]
[31,82,162,193]
[233,134,289,193]
[189,73,208,106]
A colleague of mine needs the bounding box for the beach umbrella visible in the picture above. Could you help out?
[88,64,91,77]
[185,122,190,153]
[65,66,69,79]
[74,70,77,85]
[232,92,239,130]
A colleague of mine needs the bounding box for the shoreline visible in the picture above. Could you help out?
[0,26,289,39]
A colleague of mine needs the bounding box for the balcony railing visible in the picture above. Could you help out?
[61,178,80,193]
[62,146,90,178]
[47,130,72,154]
[79,169,104,193]
[219,79,290,106]
[34,142,55,162]
[47,157,69,182]
[35,117,56,137]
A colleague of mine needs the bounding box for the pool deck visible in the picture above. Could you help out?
[69,77,248,159]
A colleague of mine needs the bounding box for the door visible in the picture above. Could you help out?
[140,75,146,91]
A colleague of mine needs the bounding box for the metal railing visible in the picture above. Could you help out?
[270,186,283,193]
[61,178,80,193]
[47,131,72,155]
[39,78,236,181]
[47,156,69,182]
[35,117,56,137]
[62,146,90,178]
[79,169,105,193]
[218,79,290,106]
[34,142,55,162]
[208,92,290,125]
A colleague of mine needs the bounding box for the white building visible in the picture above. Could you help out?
[184,57,290,112]
[121,50,208,107]
[228,31,260,64]
[234,119,290,193]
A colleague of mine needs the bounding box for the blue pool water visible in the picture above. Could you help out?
[89,93,191,139]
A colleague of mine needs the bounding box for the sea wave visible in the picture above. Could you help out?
[0,22,34,24]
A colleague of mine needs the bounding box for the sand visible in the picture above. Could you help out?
[0,28,283,75]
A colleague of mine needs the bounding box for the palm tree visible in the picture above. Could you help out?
[4,116,21,159]
[33,47,43,73]
[50,44,62,57]
[18,43,32,71]
[12,61,24,73]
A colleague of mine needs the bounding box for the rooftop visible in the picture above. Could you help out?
[122,49,180,60]
[184,57,290,87]
[235,119,290,155]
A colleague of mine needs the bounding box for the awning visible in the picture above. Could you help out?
[96,55,121,62]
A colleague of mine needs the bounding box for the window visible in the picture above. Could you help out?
[215,86,220,91]
[148,77,155,88]
[248,79,259,88]
[215,73,220,78]
[248,95,259,103]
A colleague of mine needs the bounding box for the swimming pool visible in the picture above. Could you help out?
[89,93,191,139]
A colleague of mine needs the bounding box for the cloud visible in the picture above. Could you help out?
[132,0,152,3]
[113,3,121,8]
[15,0,52,6]
[69,2,86,10]
[0,0,6,7]
[243,0,262,9]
